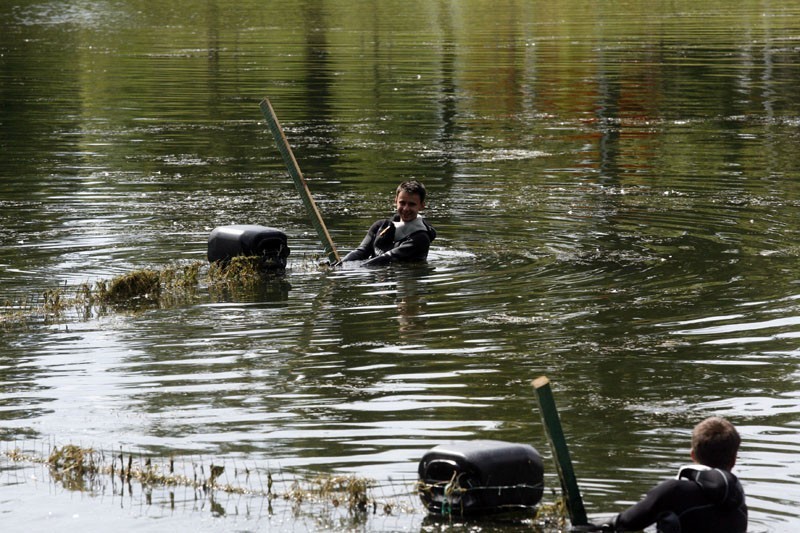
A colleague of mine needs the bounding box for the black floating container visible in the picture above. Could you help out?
[418,440,544,517]
[207,225,290,273]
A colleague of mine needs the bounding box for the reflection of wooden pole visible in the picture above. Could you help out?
[532,376,588,526]
[259,97,340,265]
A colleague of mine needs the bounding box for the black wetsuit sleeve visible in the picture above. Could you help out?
[613,480,681,531]
[361,228,432,266]
[342,220,383,262]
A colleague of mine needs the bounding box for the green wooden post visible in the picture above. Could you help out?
[533,376,588,526]
[260,97,341,265]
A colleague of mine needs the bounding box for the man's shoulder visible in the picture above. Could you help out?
[369,218,392,231]
[653,477,703,493]
[644,477,706,506]
[420,218,436,241]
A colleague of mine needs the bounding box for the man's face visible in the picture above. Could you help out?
[395,190,424,223]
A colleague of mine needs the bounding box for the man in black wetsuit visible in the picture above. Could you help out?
[341,180,436,266]
[601,416,747,532]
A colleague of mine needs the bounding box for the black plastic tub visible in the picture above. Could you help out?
[418,440,545,517]
[207,225,290,273]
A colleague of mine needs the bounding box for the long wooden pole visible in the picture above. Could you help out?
[260,97,340,265]
[532,376,588,526]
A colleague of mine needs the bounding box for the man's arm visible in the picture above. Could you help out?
[610,480,680,531]
[342,220,383,262]
[362,229,431,266]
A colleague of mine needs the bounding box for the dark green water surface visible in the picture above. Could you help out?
[1,1,799,531]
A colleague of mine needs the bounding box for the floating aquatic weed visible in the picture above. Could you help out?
[208,255,265,287]
[533,497,568,529]
[157,261,205,307]
[4,444,382,510]
[207,255,293,301]
[2,442,571,529]
[2,256,303,327]
[0,261,207,326]
[76,281,93,301]
[1,290,67,327]
[0,299,27,328]
[48,444,101,491]
[308,474,373,512]
[101,269,161,303]
[42,286,68,315]
[160,261,203,292]
[299,253,335,272]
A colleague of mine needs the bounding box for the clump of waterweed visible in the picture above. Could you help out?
[5,443,384,515]
[207,255,291,301]
[533,497,568,529]
[161,261,202,291]
[305,475,374,512]
[1,257,293,327]
[98,269,161,303]
[48,444,101,491]
[42,287,68,314]
[207,256,266,288]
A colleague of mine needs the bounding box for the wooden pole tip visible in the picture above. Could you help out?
[532,376,550,389]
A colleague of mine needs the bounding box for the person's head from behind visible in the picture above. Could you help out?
[395,180,427,223]
[691,416,740,470]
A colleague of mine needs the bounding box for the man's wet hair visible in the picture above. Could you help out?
[691,416,741,470]
[396,180,426,203]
